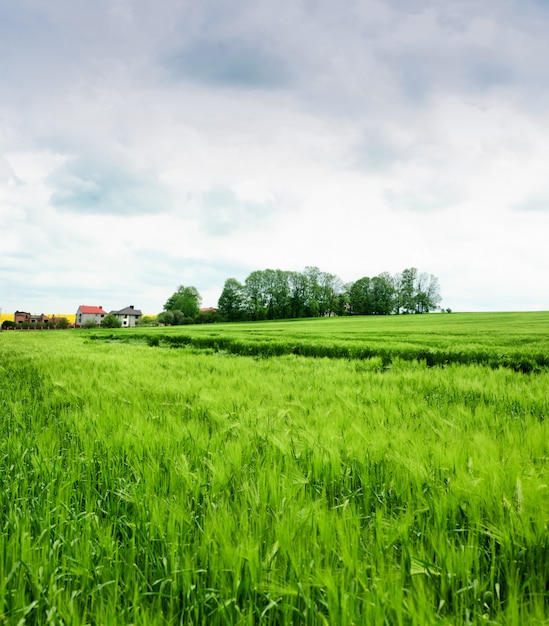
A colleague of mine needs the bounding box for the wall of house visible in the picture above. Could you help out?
[15,312,30,324]
[77,312,106,326]
[116,314,140,327]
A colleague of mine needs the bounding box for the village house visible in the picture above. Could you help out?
[76,305,109,326]
[14,311,50,325]
[110,305,142,327]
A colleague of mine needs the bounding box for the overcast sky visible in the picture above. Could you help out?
[1,0,548,314]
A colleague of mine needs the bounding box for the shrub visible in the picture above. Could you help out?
[101,314,122,329]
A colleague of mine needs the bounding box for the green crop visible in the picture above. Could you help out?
[1,312,548,624]
[94,311,549,372]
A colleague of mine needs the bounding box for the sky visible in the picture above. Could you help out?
[1,0,549,315]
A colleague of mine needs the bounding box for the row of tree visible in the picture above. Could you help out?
[348,268,442,316]
[158,267,442,325]
[218,267,441,321]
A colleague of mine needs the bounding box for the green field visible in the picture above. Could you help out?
[1,313,548,624]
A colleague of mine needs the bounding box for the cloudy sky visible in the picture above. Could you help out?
[1,0,548,314]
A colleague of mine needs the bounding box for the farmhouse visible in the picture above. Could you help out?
[76,305,109,326]
[110,305,142,327]
[14,311,50,325]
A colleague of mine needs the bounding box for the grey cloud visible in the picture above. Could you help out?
[135,251,252,290]
[350,132,403,172]
[196,186,277,235]
[166,38,291,89]
[47,155,175,216]
[291,0,549,115]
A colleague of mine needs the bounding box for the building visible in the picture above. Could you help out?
[76,305,109,327]
[14,311,50,325]
[110,305,142,327]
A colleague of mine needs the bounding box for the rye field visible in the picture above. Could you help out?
[1,312,548,625]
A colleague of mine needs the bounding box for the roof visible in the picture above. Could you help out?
[111,306,142,316]
[78,305,108,315]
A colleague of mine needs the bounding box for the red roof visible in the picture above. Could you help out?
[79,305,108,314]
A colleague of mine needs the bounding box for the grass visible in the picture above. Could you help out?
[101,311,549,371]
[0,312,548,624]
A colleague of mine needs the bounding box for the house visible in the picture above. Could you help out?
[76,305,109,327]
[110,305,142,328]
[14,311,50,325]
[15,311,31,324]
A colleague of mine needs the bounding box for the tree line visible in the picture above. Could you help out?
[158,267,442,325]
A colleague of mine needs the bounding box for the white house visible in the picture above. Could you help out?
[110,305,142,327]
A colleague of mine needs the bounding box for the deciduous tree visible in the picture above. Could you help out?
[164,285,202,319]
[349,277,373,315]
[415,272,441,313]
[218,278,245,321]
[56,317,69,329]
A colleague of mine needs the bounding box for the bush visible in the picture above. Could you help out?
[157,311,174,326]
[57,317,70,329]
[101,314,122,329]
[195,310,221,324]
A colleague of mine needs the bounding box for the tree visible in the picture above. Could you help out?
[317,270,342,316]
[348,274,395,315]
[370,273,395,315]
[157,311,175,326]
[218,278,245,321]
[398,267,418,314]
[240,267,344,320]
[56,317,69,329]
[195,309,220,324]
[288,271,309,318]
[164,285,202,319]
[349,277,373,315]
[101,313,122,328]
[392,268,441,314]
[172,310,185,325]
[244,271,269,320]
[303,266,322,316]
[263,269,291,319]
[415,272,441,313]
